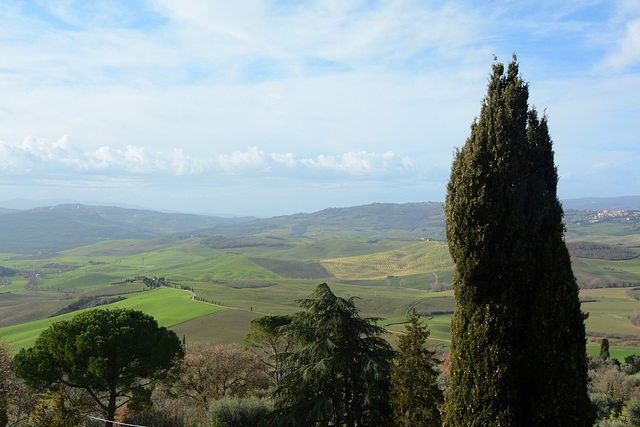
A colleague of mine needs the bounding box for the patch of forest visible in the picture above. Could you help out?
[200,235,286,249]
[49,295,126,317]
[0,265,21,276]
[567,241,639,261]
[210,278,278,289]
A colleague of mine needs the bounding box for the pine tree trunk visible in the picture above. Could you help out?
[105,387,117,427]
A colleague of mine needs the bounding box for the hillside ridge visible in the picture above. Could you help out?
[1,196,639,254]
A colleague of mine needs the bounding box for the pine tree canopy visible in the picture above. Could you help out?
[444,55,594,426]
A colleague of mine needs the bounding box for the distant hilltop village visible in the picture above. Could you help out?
[565,209,640,225]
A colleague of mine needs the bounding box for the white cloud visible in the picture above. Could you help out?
[271,152,297,167]
[171,148,204,175]
[300,151,415,176]
[0,136,209,176]
[89,146,116,169]
[0,134,428,183]
[0,140,23,173]
[603,19,640,72]
[401,156,414,169]
[20,135,70,161]
[218,146,266,172]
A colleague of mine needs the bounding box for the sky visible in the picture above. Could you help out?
[0,0,638,217]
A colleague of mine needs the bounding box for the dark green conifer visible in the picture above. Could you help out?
[600,338,610,360]
[271,283,394,426]
[444,56,593,426]
[390,309,443,426]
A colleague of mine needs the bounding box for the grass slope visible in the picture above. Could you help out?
[246,258,335,279]
[0,288,224,349]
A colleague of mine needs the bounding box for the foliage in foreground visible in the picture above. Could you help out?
[588,354,640,423]
[206,396,274,427]
[0,341,37,426]
[170,343,270,404]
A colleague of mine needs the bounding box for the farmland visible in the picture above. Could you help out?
[0,202,639,360]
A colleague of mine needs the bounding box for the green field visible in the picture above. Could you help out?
[1,225,640,359]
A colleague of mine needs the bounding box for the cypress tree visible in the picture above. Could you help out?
[599,338,610,360]
[444,56,593,426]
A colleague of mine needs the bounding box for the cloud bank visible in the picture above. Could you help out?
[1,136,424,180]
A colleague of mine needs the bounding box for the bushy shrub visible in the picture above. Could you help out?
[628,399,640,425]
[589,393,619,420]
[121,397,203,427]
[122,408,186,427]
[205,396,273,427]
[622,355,640,375]
[588,355,620,371]
[172,343,270,404]
[436,371,450,397]
[596,420,631,426]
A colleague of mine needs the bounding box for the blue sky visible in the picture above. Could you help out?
[0,0,638,216]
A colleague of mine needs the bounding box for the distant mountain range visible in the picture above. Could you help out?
[561,196,640,211]
[3,195,640,215]
[0,196,638,254]
[0,198,150,211]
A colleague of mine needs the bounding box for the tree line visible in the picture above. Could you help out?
[567,241,639,261]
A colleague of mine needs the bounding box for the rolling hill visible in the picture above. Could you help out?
[0,202,447,253]
[3,196,640,254]
[1,196,640,359]
[0,204,255,253]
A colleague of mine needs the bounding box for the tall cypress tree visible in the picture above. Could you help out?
[444,56,593,426]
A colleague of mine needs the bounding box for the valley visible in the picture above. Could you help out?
[0,200,639,361]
